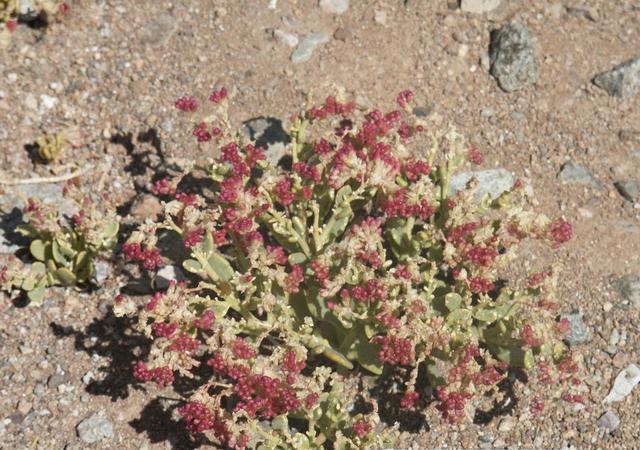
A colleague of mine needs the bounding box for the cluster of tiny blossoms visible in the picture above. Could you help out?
[115,89,578,449]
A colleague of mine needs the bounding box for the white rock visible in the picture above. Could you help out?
[460,0,501,14]
[273,29,299,48]
[319,0,349,14]
[291,32,330,64]
[154,265,186,290]
[40,94,58,110]
[603,364,640,403]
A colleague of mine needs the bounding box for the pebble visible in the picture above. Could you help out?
[154,265,186,290]
[138,13,177,46]
[561,312,590,347]
[614,180,639,203]
[489,22,538,92]
[460,0,501,14]
[497,417,515,432]
[48,365,67,389]
[612,274,640,307]
[76,413,114,444]
[566,6,598,21]
[604,364,640,403]
[597,410,620,432]
[557,161,601,189]
[17,399,32,416]
[333,26,354,42]
[129,194,163,222]
[319,0,349,14]
[593,57,640,99]
[374,10,387,25]
[93,260,111,285]
[82,371,95,385]
[449,168,515,200]
[40,94,58,110]
[25,93,38,110]
[273,29,299,48]
[291,32,330,63]
[242,117,290,165]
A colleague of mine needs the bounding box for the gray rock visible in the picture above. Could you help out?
[597,410,620,432]
[613,274,640,307]
[242,117,291,166]
[319,0,349,14]
[291,32,330,64]
[77,413,113,444]
[561,312,590,347]
[93,260,111,285]
[489,22,538,92]
[449,168,514,200]
[273,29,299,48]
[0,183,76,217]
[460,0,501,14]
[558,161,601,189]
[48,365,67,389]
[138,13,177,46]
[604,364,640,403]
[154,265,186,290]
[593,57,640,99]
[566,6,598,21]
[614,180,639,203]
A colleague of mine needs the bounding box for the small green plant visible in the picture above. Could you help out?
[114,89,580,449]
[36,131,68,163]
[1,181,119,302]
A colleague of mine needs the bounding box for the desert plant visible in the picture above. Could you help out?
[114,89,580,449]
[1,180,119,302]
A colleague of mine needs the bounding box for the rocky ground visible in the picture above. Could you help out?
[1,0,640,449]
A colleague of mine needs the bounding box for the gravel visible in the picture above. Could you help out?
[597,410,620,432]
[291,32,331,63]
[613,180,639,203]
[489,22,538,92]
[613,275,640,307]
[557,161,601,189]
[76,413,113,444]
[460,0,501,14]
[593,57,640,99]
[319,0,350,14]
[449,168,514,200]
[561,312,591,347]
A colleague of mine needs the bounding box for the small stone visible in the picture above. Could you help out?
[614,180,640,203]
[597,410,620,432]
[93,260,111,285]
[593,57,640,99]
[77,413,113,444]
[412,105,432,117]
[48,365,66,389]
[489,22,538,92]
[242,117,290,166]
[138,13,177,46]
[374,10,387,25]
[129,194,163,222]
[82,371,95,385]
[492,438,507,448]
[497,417,515,432]
[19,345,32,354]
[613,274,640,307]
[25,93,38,110]
[460,0,501,14]
[273,29,299,48]
[17,400,32,416]
[566,6,598,21]
[558,161,601,189]
[154,265,186,290]
[449,168,515,200]
[291,32,330,63]
[619,129,640,143]
[49,82,64,92]
[40,94,58,110]
[333,26,354,42]
[319,0,349,14]
[561,312,590,347]
[604,364,640,403]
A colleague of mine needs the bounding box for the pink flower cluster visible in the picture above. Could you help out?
[122,243,162,270]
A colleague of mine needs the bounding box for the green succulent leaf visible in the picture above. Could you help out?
[55,267,77,286]
[183,258,203,274]
[29,239,47,261]
[27,286,46,302]
[445,292,462,311]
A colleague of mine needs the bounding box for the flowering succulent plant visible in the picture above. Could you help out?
[1,0,69,44]
[1,180,119,302]
[115,88,580,449]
